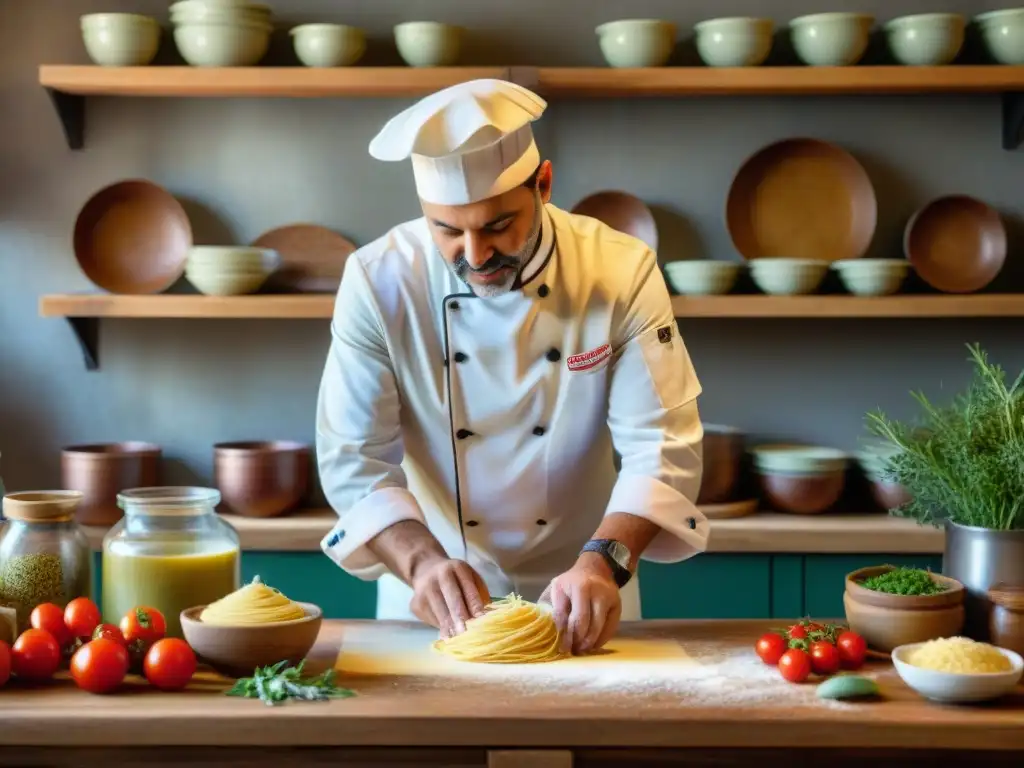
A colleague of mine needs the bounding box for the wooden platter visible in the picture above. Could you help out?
[252,224,356,293]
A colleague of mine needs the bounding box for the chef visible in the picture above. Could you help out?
[317,78,707,654]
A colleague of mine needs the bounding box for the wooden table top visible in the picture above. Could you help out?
[0,619,1021,750]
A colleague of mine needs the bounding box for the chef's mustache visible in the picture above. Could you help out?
[452,252,521,280]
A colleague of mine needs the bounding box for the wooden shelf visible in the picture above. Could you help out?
[39,65,1024,150]
[80,510,945,554]
[40,293,1024,370]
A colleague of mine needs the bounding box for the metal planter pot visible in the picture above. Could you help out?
[943,521,1024,641]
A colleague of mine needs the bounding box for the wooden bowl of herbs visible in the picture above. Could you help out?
[844,565,965,653]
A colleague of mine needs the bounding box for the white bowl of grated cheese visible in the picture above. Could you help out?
[892,637,1023,703]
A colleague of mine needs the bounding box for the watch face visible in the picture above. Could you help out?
[608,540,631,569]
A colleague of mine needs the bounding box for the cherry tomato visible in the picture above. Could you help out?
[11,629,61,680]
[837,630,867,670]
[809,640,841,675]
[70,638,129,694]
[754,632,787,665]
[786,624,808,640]
[92,623,126,647]
[120,607,166,647]
[64,598,101,639]
[143,638,197,691]
[0,641,10,687]
[778,648,812,683]
[30,603,72,648]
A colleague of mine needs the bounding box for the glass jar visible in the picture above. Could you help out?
[0,491,92,633]
[102,487,240,638]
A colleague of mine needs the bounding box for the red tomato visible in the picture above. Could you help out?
[29,603,72,648]
[0,641,10,687]
[837,630,867,670]
[11,629,61,680]
[92,623,126,647]
[786,624,808,640]
[754,632,787,665]
[120,607,166,646]
[809,640,841,675]
[64,598,101,639]
[143,638,196,691]
[70,638,129,694]
[778,648,812,683]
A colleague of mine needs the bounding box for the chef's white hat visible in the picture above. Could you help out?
[368,78,548,206]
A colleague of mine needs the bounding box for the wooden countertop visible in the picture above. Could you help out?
[0,620,1019,751]
[82,510,945,554]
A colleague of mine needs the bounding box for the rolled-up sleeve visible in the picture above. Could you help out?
[316,257,426,579]
[605,250,707,563]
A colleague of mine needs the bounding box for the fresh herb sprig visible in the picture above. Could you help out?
[865,343,1024,531]
[226,660,356,706]
[860,566,947,596]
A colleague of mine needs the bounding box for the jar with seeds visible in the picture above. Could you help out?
[0,491,92,633]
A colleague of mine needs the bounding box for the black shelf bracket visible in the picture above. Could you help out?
[45,88,85,150]
[66,317,99,371]
[1002,92,1024,151]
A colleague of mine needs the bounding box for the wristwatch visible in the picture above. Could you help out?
[580,539,633,588]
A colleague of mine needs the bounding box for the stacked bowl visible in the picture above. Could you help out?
[186,246,280,296]
[170,0,273,66]
[751,444,848,514]
[856,439,912,510]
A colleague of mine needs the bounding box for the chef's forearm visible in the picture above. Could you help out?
[583,512,661,571]
[366,520,449,586]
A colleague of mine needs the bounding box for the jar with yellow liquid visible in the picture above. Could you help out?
[102,487,240,638]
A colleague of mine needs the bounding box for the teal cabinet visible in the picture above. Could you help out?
[803,553,943,620]
[639,555,771,619]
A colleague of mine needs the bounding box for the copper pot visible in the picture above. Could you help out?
[213,441,310,518]
[61,442,162,526]
[698,425,745,504]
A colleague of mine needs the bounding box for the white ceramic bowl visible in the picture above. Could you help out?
[832,258,911,296]
[394,21,462,67]
[892,642,1024,703]
[751,444,848,474]
[694,17,774,67]
[749,258,829,296]
[187,246,280,272]
[291,23,366,67]
[173,20,271,66]
[976,8,1024,65]
[885,13,965,66]
[186,268,270,296]
[81,13,161,66]
[790,12,874,66]
[664,260,742,296]
[596,19,677,68]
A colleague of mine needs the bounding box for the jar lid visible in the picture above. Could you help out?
[989,583,1024,611]
[2,491,83,523]
[117,486,221,516]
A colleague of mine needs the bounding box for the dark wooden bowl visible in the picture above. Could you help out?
[213,441,311,518]
[61,442,162,526]
[698,425,745,504]
[756,469,845,514]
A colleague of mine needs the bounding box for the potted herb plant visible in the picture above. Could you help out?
[865,343,1024,642]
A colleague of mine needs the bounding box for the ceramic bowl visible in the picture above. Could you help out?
[748,258,829,296]
[173,20,271,66]
[699,425,746,504]
[844,566,965,653]
[61,443,162,527]
[892,641,1022,703]
[81,13,162,67]
[185,268,270,296]
[394,21,462,67]
[180,602,323,678]
[664,261,742,296]
[855,440,912,509]
[169,0,272,25]
[291,23,366,67]
[832,258,911,296]
[187,246,280,273]
[213,440,311,518]
[751,444,848,474]
[885,13,965,66]
[756,469,845,514]
[694,17,774,67]
[975,8,1024,65]
[790,12,874,66]
[596,19,677,68]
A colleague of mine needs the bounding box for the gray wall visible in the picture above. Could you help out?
[1,0,1022,499]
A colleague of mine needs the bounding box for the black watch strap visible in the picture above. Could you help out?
[580,539,632,588]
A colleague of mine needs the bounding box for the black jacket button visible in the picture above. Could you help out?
[536,519,547,526]
[546,348,560,363]
[456,429,474,440]
[537,284,550,298]
[532,426,546,437]
[449,300,460,311]
[466,520,479,527]
[454,351,469,363]
[687,517,697,530]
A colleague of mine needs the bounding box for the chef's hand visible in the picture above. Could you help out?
[410,556,489,639]
[540,554,622,655]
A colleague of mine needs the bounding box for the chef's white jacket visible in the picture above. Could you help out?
[317,203,707,621]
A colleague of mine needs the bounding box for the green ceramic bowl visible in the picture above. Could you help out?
[596,19,677,68]
[664,260,742,296]
[751,444,849,474]
[885,13,965,66]
[832,258,911,296]
[790,12,874,66]
[394,21,463,67]
[975,8,1024,65]
[749,258,829,296]
[694,17,774,67]
[291,23,366,67]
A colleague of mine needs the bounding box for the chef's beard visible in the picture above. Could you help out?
[444,191,544,299]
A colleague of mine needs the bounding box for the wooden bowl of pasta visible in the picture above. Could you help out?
[180,601,323,678]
